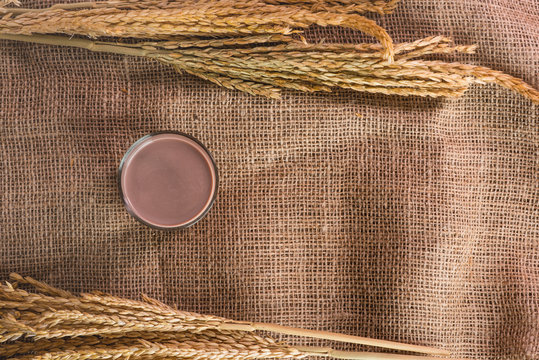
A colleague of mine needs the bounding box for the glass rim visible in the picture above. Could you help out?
[118,131,219,230]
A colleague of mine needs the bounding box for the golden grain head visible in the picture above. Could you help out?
[0,1,536,102]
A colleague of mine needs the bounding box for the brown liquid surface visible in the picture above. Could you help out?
[121,134,216,228]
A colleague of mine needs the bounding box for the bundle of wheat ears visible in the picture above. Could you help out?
[0,274,466,360]
[0,0,537,103]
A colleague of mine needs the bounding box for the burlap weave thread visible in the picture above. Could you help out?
[1,1,538,359]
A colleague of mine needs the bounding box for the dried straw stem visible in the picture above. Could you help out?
[171,59,467,97]
[0,0,262,14]
[297,347,470,360]
[1,277,224,325]
[1,0,401,15]
[176,58,467,97]
[263,0,401,15]
[424,61,539,103]
[0,0,395,60]
[0,33,536,103]
[0,4,296,36]
[4,340,465,360]
[180,64,332,94]
[362,59,539,103]
[2,273,449,356]
[230,36,470,57]
[128,34,293,50]
[5,340,306,360]
[1,329,284,358]
[157,49,469,92]
[180,67,283,99]
[0,336,137,357]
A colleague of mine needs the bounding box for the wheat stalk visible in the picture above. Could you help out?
[4,340,307,360]
[0,32,536,103]
[0,0,395,61]
[180,66,320,97]
[263,0,402,15]
[0,31,537,102]
[1,273,451,357]
[0,329,285,358]
[128,34,293,50]
[1,0,401,15]
[0,1,536,103]
[2,340,463,360]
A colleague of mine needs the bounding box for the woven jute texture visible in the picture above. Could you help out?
[1,1,538,359]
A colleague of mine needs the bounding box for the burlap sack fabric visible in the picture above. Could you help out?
[1,1,537,359]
